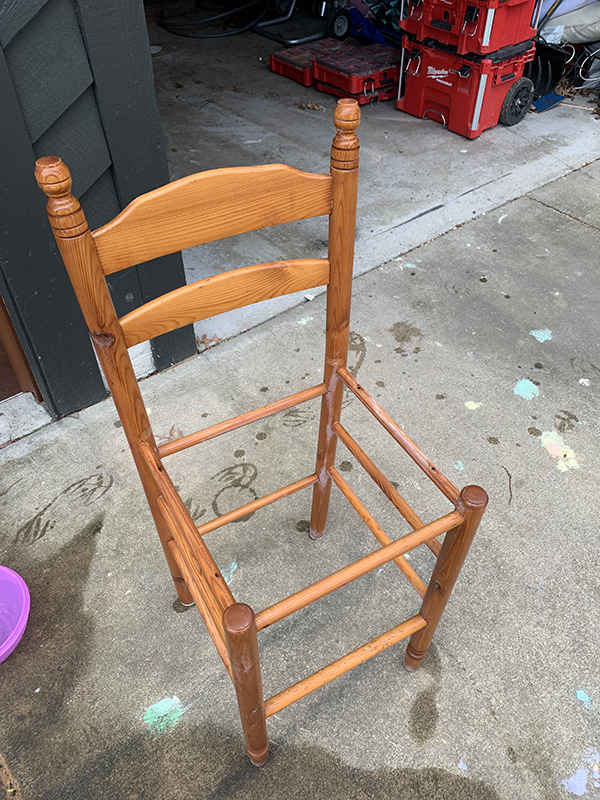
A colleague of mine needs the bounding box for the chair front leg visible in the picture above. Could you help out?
[224,603,269,766]
[404,485,488,672]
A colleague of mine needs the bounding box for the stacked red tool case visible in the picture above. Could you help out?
[396,0,541,136]
[270,42,401,104]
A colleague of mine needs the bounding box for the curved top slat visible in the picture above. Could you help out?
[92,164,333,275]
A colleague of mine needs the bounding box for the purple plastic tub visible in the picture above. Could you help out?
[0,566,30,663]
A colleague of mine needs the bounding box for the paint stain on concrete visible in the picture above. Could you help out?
[487,436,500,445]
[561,748,600,796]
[458,758,468,771]
[528,427,542,438]
[513,379,539,400]
[390,322,423,354]
[453,461,465,471]
[530,329,552,343]
[540,431,579,472]
[143,697,185,735]
[555,410,579,434]
[465,401,482,410]
[576,690,593,711]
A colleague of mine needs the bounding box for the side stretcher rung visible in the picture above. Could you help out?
[167,537,231,676]
[197,474,318,537]
[328,467,427,597]
[333,422,441,557]
[264,613,427,717]
[159,383,326,458]
[255,509,463,632]
[338,367,460,504]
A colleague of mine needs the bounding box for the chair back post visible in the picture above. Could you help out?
[34,156,193,604]
[309,99,361,539]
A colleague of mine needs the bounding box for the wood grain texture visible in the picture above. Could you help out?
[93,165,333,274]
[333,421,441,557]
[404,485,488,672]
[167,534,231,675]
[76,0,197,369]
[35,156,192,602]
[310,98,361,540]
[120,258,330,347]
[255,510,463,631]
[329,467,427,597]
[338,367,460,505]
[264,614,426,717]
[224,604,269,766]
[159,383,326,458]
[140,442,235,614]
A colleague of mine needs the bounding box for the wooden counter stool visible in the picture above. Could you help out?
[36,98,487,767]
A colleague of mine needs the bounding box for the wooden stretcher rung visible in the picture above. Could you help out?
[328,467,427,597]
[255,509,463,631]
[197,474,318,537]
[333,422,441,557]
[158,384,327,458]
[264,614,427,717]
[167,537,231,676]
[338,367,460,505]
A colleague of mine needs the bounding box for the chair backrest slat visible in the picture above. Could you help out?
[120,258,330,348]
[92,164,333,274]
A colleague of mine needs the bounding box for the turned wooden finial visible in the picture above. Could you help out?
[34,156,88,238]
[331,98,360,171]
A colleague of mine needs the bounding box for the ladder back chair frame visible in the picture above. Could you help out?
[36,98,488,767]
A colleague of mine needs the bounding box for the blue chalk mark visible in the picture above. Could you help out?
[561,749,600,796]
[576,690,592,711]
[222,562,238,585]
[454,461,465,471]
[530,329,552,343]
[143,697,185,735]
[513,379,539,400]
[458,758,467,771]
[563,767,590,796]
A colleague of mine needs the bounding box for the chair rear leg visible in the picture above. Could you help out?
[310,374,345,539]
[224,603,269,766]
[404,485,488,672]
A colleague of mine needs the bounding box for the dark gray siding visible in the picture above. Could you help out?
[0,0,196,416]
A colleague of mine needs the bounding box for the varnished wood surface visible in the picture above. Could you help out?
[92,164,333,274]
[329,467,427,597]
[332,421,441,557]
[224,604,269,766]
[196,474,317,537]
[310,98,361,540]
[159,384,326,458]
[120,259,330,347]
[405,485,488,672]
[139,442,235,614]
[338,367,460,505]
[167,536,231,675]
[264,614,426,717]
[255,509,463,631]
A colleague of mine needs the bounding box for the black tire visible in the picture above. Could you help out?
[499,77,534,126]
[325,7,351,39]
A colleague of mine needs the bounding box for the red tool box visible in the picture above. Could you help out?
[396,37,535,138]
[400,0,541,55]
[269,39,348,86]
[316,80,399,103]
[313,44,400,94]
